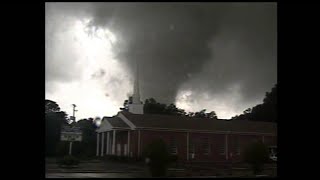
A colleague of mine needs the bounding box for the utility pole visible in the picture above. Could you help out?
[68,104,78,156]
[71,104,78,123]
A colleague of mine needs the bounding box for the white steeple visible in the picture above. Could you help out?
[132,60,141,104]
[128,59,144,114]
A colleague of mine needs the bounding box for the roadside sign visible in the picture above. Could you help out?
[61,125,82,155]
[61,132,82,141]
[61,126,82,142]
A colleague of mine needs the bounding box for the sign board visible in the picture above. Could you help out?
[61,126,82,142]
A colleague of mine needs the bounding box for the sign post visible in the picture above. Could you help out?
[61,126,82,156]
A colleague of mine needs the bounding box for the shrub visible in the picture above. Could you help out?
[58,155,79,166]
[143,139,170,177]
[169,155,178,162]
[243,141,269,175]
[55,141,69,157]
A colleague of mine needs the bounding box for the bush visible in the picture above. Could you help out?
[243,141,269,175]
[169,155,178,162]
[58,155,80,166]
[55,141,69,157]
[143,139,170,177]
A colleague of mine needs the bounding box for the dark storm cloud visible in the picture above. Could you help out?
[85,3,276,105]
[46,2,277,117]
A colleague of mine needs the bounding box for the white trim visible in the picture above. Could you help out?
[96,133,100,156]
[101,132,105,156]
[137,127,276,136]
[106,131,110,155]
[113,127,131,130]
[118,113,137,130]
[112,130,116,155]
[96,117,114,132]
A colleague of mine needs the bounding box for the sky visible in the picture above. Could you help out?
[45,2,277,120]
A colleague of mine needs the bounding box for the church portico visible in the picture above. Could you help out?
[96,129,133,157]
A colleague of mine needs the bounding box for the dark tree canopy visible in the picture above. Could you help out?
[120,97,218,119]
[45,99,61,113]
[45,99,69,157]
[70,118,98,158]
[232,84,277,123]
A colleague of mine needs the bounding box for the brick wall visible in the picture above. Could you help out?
[135,130,276,163]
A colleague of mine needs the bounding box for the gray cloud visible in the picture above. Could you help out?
[46,2,277,118]
[89,3,276,104]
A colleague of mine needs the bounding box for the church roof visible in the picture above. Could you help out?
[120,111,277,134]
[105,116,130,128]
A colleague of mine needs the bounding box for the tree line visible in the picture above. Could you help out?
[45,99,99,158]
[232,84,277,123]
[121,97,218,119]
[121,83,277,123]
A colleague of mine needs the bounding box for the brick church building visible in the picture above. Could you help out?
[96,62,277,163]
[96,111,276,163]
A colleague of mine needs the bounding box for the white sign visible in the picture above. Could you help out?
[61,126,82,142]
[61,132,82,141]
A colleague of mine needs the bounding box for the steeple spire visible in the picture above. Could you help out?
[132,59,141,104]
[128,58,144,114]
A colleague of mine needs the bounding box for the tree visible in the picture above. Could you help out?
[232,84,277,123]
[187,112,195,117]
[194,109,207,118]
[45,99,61,113]
[206,111,218,119]
[71,118,98,158]
[120,96,132,111]
[164,103,179,115]
[121,97,219,118]
[244,108,252,114]
[243,141,269,175]
[177,108,187,116]
[45,99,69,157]
[144,98,167,114]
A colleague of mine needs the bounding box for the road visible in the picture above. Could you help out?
[46,172,148,178]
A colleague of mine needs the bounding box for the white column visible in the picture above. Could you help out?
[138,130,141,156]
[101,132,105,156]
[127,130,130,157]
[187,132,189,161]
[106,131,110,155]
[69,141,73,155]
[96,133,100,156]
[225,134,229,160]
[112,130,116,155]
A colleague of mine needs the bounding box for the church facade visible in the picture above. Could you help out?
[96,111,277,162]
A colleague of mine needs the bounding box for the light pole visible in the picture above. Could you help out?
[71,104,78,123]
[69,104,78,155]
